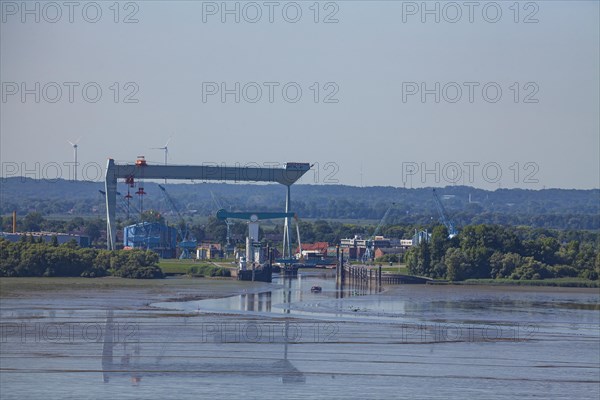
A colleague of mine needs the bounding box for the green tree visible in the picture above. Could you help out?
[574,242,597,270]
[405,247,418,274]
[313,220,334,243]
[490,252,523,279]
[445,247,471,281]
[204,217,227,242]
[430,225,449,266]
[62,239,79,249]
[510,257,553,280]
[418,239,432,276]
[84,219,103,244]
[23,212,44,231]
[524,236,560,265]
[66,217,85,232]
[189,223,206,243]
[297,221,316,243]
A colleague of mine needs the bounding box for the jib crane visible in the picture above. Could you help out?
[158,184,197,259]
[432,189,458,238]
[216,209,301,266]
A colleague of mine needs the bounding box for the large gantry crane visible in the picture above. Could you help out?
[105,159,311,257]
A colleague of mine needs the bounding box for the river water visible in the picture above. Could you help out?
[1,271,598,399]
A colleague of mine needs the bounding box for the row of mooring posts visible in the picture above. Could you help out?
[335,245,384,290]
[345,265,383,287]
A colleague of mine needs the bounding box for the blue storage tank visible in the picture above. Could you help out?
[123,222,177,258]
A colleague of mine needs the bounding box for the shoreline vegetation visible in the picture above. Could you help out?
[404,225,599,283]
[0,237,163,279]
[1,220,598,289]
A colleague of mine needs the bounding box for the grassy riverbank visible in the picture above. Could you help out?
[158,259,233,277]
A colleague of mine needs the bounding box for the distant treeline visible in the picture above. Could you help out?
[2,211,599,252]
[0,237,163,278]
[405,225,599,282]
[2,178,598,230]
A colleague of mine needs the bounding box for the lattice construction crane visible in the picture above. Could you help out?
[432,189,458,238]
[158,184,197,259]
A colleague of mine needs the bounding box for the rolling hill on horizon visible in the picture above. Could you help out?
[1,178,598,230]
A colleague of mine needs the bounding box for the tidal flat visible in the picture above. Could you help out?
[1,273,598,400]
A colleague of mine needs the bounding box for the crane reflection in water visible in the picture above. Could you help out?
[101,278,305,385]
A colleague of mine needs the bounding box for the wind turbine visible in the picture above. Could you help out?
[151,137,172,184]
[151,137,172,166]
[67,137,81,181]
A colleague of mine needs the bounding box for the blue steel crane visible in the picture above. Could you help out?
[158,184,197,259]
[432,189,458,238]
[216,209,301,266]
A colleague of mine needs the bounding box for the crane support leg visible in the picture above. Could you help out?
[283,185,292,259]
[105,159,118,250]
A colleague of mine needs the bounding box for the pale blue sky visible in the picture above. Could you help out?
[1,1,598,189]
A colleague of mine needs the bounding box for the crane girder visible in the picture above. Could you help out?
[216,209,295,221]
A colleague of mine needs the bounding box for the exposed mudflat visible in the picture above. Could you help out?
[1,273,598,400]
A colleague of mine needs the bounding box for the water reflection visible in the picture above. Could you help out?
[235,271,378,313]
[334,272,379,299]
[240,291,272,313]
[101,277,307,386]
[153,271,600,328]
[2,277,598,399]
[151,270,389,321]
[101,309,142,385]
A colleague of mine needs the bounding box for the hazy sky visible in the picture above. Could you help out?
[1,1,598,190]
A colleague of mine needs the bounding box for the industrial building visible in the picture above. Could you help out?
[296,242,330,259]
[400,239,413,248]
[123,222,177,258]
[374,247,405,259]
[340,235,392,260]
